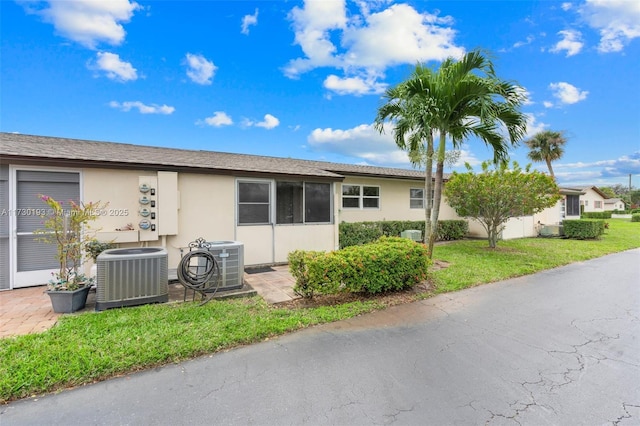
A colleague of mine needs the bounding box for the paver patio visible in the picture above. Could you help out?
[0,265,297,339]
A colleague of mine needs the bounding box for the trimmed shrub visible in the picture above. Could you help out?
[338,222,384,249]
[339,220,467,248]
[436,220,469,241]
[581,211,612,219]
[563,219,605,239]
[289,237,431,298]
[631,214,640,222]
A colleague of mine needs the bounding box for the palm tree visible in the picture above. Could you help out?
[375,49,528,257]
[524,130,567,179]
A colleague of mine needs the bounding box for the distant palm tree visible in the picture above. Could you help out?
[375,49,528,257]
[525,130,567,179]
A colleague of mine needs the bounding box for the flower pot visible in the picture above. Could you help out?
[47,286,91,313]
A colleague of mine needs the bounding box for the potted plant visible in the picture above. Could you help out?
[35,194,107,313]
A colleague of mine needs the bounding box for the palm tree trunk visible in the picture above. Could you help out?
[423,132,434,255]
[428,132,447,257]
[546,159,555,179]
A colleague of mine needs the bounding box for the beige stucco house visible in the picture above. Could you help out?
[1,132,464,291]
[579,186,608,213]
[604,198,626,211]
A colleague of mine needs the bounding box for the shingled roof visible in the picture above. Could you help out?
[0,132,430,181]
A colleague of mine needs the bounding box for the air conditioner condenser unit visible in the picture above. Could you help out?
[96,247,168,311]
[205,241,244,291]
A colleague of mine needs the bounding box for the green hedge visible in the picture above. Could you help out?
[632,214,640,222]
[436,220,469,241]
[563,219,605,239]
[288,237,430,298]
[581,211,612,219]
[339,220,468,248]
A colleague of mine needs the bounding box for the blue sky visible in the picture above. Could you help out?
[2,0,639,188]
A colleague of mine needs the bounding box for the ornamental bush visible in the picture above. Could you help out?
[581,211,612,219]
[435,220,469,241]
[289,237,430,298]
[563,219,605,239]
[631,214,640,222]
[339,220,467,248]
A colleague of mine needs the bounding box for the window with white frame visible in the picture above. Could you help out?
[594,200,602,209]
[410,188,424,209]
[409,187,435,209]
[342,184,379,209]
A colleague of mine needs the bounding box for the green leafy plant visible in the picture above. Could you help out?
[435,220,469,241]
[631,214,640,222]
[35,195,107,290]
[290,237,430,298]
[444,161,562,248]
[84,239,116,262]
[582,211,612,219]
[563,219,605,239]
[375,49,528,258]
[339,220,467,248]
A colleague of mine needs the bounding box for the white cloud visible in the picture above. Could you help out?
[247,114,280,129]
[513,35,535,48]
[285,0,347,77]
[340,4,464,69]
[92,52,137,81]
[550,29,583,56]
[516,87,534,106]
[581,0,640,53]
[24,0,141,49]
[451,149,482,168]
[524,114,549,138]
[285,1,464,96]
[197,111,233,127]
[308,123,412,166]
[109,101,174,114]
[553,152,640,186]
[241,9,259,35]
[543,101,554,108]
[185,53,216,85]
[549,82,588,104]
[561,3,573,11]
[323,74,387,96]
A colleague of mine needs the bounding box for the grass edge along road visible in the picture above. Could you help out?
[1,219,638,403]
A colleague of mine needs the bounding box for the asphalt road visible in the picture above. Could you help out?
[2,249,639,425]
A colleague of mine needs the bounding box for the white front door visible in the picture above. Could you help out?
[11,169,80,288]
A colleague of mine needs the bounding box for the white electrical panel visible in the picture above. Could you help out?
[138,176,158,242]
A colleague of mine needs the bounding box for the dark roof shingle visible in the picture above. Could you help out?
[1,132,430,180]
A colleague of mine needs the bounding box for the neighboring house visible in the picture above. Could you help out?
[604,198,626,211]
[524,187,584,237]
[580,186,608,213]
[0,132,461,291]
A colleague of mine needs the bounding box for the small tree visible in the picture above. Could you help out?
[444,162,561,248]
[35,195,107,290]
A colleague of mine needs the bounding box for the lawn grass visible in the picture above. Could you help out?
[431,219,639,292]
[1,219,638,403]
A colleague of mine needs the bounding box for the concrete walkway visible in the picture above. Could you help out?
[0,265,297,338]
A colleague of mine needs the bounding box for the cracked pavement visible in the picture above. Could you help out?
[2,249,639,425]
